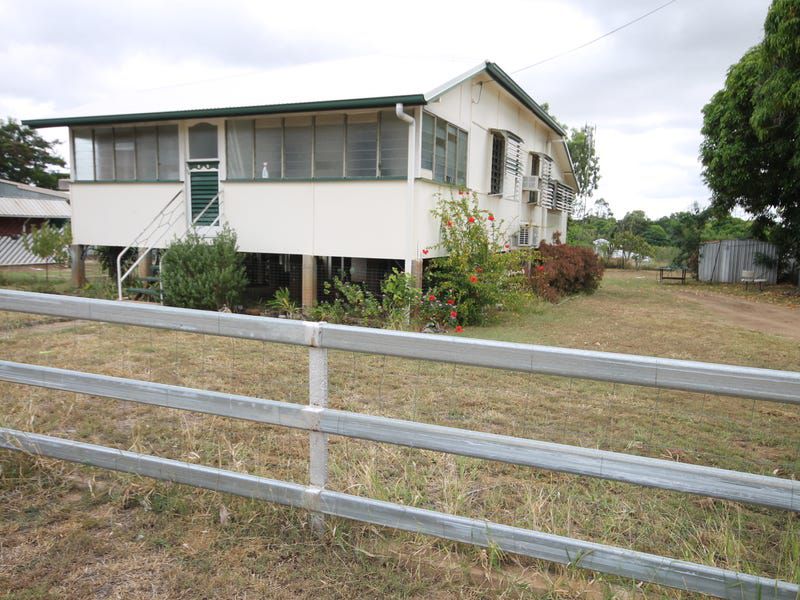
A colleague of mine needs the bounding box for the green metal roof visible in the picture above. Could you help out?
[22,94,428,129]
[22,62,565,138]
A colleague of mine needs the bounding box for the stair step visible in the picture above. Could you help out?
[125,287,162,298]
[140,276,161,283]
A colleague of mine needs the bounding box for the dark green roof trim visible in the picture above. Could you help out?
[484,62,566,137]
[23,94,428,129]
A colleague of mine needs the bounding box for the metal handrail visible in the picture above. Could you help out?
[115,189,183,300]
[117,191,221,301]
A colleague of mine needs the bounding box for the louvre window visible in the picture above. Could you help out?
[135,127,158,180]
[421,112,434,170]
[490,130,523,200]
[314,114,345,178]
[226,120,254,179]
[420,111,467,185]
[490,133,505,194]
[226,112,406,180]
[255,118,282,179]
[378,110,408,177]
[73,125,179,181]
[346,114,377,177]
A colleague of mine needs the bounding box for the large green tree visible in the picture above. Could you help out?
[566,125,601,218]
[540,103,601,219]
[700,0,800,266]
[0,118,66,189]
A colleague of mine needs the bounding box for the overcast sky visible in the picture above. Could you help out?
[0,0,769,219]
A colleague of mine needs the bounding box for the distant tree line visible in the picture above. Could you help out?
[567,201,753,271]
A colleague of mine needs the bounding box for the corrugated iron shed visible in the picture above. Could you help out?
[0,234,52,266]
[0,179,70,218]
[698,239,778,284]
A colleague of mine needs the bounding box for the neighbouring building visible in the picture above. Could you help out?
[699,239,779,284]
[0,179,71,267]
[23,57,577,305]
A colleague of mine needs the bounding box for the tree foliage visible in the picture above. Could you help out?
[700,0,800,266]
[0,118,66,189]
[566,125,601,218]
[539,103,601,220]
[24,222,72,280]
[161,226,247,310]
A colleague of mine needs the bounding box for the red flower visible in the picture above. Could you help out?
[469,275,478,283]
[455,325,464,333]
[450,310,457,318]
[446,298,455,305]
[422,248,429,255]
[447,220,453,227]
[468,216,476,223]
[428,294,436,302]
[536,265,545,272]
[488,214,495,222]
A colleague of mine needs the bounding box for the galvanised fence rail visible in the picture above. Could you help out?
[0,289,797,599]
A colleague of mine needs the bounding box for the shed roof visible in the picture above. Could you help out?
[22,57,565,137]
[0,179,70,219]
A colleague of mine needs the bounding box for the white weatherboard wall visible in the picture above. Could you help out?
[223,180,407,258]
[415,76,572,256]
[70,183,184,247]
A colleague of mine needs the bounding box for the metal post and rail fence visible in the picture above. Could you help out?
[0,289,797,599]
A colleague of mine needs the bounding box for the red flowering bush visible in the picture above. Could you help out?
[418,290,461,331]
[530,242,604,302]
[426,191,527,324]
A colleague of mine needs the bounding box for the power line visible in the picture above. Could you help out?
[511,0,679,75]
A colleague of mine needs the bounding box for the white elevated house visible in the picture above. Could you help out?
[24,57,577,305]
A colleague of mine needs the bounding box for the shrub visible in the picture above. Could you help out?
[426,191,523,325]
[265,287,300,318]
[94,246,136,280]
[161,225,247,310]
[531,242,604,302]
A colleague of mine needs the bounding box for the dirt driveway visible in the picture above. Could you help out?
[677,289,800,342]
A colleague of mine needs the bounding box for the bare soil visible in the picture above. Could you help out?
[677,288,800,342]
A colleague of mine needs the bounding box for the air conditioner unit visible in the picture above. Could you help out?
[521,175,540,191]
[527,190,539,204]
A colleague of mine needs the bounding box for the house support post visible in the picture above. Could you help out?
[138,248,153,279]
[411,259,424,290]
[70,244,86,288]
[307,329,328,536]
[302,255,317,309]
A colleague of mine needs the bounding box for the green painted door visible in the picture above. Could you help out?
[189,162,219,226]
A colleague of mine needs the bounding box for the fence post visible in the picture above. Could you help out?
[308,334,328,535]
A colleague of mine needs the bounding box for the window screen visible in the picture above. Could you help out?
[157,125,180,180]
[284,117,312,178]
[421,112,434,171]
[114,128,136,180]
[226,120,254,179]
[93,128,114,180]
[135,127,158,180]
[314,115,344,178]
[73,129,94,180]
[255,118,282,179]
[346,114,377,177]
[378,110,407,177]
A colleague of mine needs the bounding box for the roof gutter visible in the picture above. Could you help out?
[23,94,428,129]
[395,103,416,276]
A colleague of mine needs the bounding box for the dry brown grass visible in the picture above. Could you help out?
[0,270,798,598]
